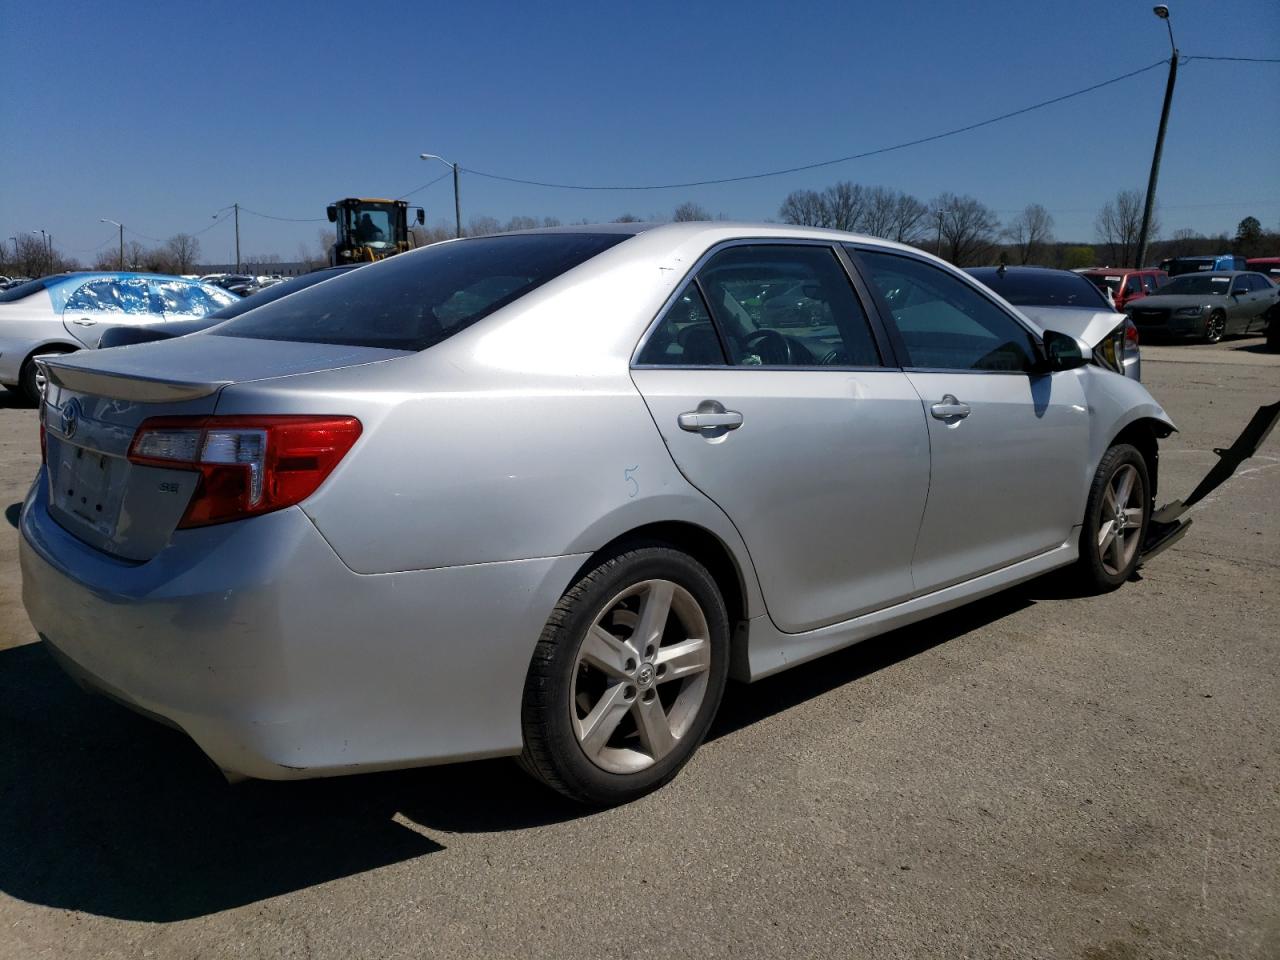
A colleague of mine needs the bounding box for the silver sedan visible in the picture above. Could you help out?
[21,224,1174,805]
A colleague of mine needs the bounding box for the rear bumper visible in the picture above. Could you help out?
[19,472,585,780]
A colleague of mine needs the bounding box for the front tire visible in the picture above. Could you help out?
[520,546,730,806]
[1203,310,1226,344]
[1074,444,1150,592]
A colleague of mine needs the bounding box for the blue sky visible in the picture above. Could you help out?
[2,0,1276,263]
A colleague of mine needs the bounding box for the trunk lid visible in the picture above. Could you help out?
[39,335,404,561]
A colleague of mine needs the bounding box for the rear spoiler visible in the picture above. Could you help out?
[1141,400,1280,564]
[38,359,227,403]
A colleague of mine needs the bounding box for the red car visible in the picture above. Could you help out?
[1080,268,1168,311]
[1245,258,1280,283]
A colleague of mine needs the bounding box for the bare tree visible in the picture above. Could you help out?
[889,192,930,245]
[673,202,712,222]
[778,182,864,231]
[779,189,831,228]
[1003,204,1055,264]
[466,216,502,237]
[541,217,562,227]
[930,193,1001,265]
[165,234,201,274]
[613,213,642,223]
[821,183,865,232]
[504,216,539,231]
[1095,189,1154,266]
[859,186,930,244]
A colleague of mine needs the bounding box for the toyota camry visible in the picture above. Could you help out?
[21,223,1176,805]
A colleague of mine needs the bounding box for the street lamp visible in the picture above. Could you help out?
[420,153,462,238]
[100,218,124,271]
[1135,5,1178,269]
[31,230,51,275]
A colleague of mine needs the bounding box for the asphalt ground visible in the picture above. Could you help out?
[0,338,1276,959]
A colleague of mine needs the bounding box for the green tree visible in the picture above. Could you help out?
[1062,245,1097,270]
[1233,216,1263,257]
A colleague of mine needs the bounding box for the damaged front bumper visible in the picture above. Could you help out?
[1141,400,1280,565]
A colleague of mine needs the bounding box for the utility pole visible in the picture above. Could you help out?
[1135,5,1178,269]
[420,154,462,238]
[215,204,242,272]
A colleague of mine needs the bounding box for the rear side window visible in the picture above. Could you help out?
[214,233,630,350]
[696,245,881,367]
[636,281,727,365]
[65,279,157,314]
[1141,274,1159,294]
[154,280,226,316]
[857,251,1039,372]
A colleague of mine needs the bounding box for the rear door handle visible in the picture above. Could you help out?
[72,317,97,326]
[678,410,744,431]
[930,395,971,421]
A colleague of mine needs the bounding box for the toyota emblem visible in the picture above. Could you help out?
[60,398,81,439]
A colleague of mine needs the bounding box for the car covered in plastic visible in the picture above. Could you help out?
[0,273,237,403]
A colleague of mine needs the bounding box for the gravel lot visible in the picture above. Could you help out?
[1,339,1276,959]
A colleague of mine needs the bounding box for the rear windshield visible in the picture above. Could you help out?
[1160,274,1232,295]
[967,269,1110,309]
[0,276,57,303]
[213,233,630,350]
[1085,274,1123,294]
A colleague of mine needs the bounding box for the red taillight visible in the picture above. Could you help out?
[1124,320,1140,348]
[128,415,362,527]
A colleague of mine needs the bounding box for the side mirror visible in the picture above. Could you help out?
[1039,328,1090,372]
[1231,289,1246,297]
[326,206,337,223]
[415,208,425,225]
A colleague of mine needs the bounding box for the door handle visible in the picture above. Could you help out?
[930,395,971,421]
[678,410,744,431]
[72,317,97,326]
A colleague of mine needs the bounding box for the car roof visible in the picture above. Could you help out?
[470,220,938,255]
[1080,267,1160,274]
[1164,271,1253,279]
[965,265,1080,277]
[50,271,215,284]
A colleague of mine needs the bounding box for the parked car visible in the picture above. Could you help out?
[98,265,362,348]
[1079,267,1168,311]
[1124,271,1278,342]
[1245,257,1280,281]
[0,272,238,402]
[1158,254,1247,277]
[23,224,1177,806]
[966,265,1140,380]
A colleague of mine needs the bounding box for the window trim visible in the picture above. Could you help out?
[630,237,895,372]
[843,245,1048,377]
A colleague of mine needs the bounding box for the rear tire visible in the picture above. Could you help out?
[1073,444,1150,593]
[519,546,730,806]
[19,350,67,406]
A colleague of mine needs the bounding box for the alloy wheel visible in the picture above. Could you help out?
[571,578,711,774]
[1097,463,1144,576]
[1205,313,1225,344]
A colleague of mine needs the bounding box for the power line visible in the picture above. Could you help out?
[396,171,452,200]
[238,206,325,223]
[461,59,1172,191]
[1184,55,1280,64]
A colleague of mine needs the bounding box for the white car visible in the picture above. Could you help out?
[0,272,237,402]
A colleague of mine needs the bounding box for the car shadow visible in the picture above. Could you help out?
[0,386,33,410]
[0,588,1035,922]
[5,502,19,529]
